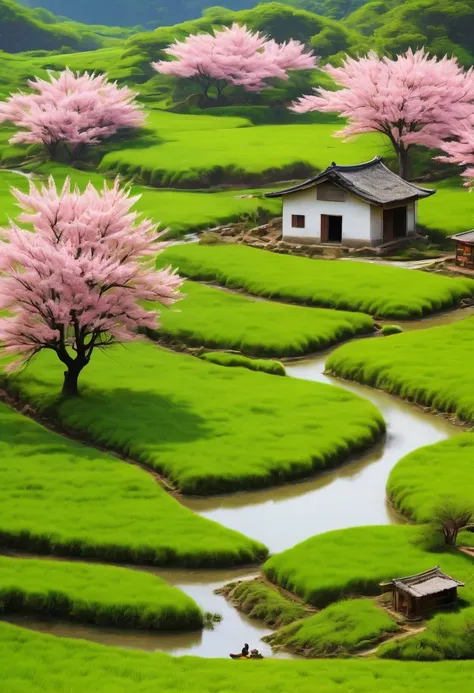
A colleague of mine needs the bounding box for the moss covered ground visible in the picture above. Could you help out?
[387,434,474,522]
[326,316,474,424]
[198,352,286,376]
[0,555,202,630]
[157,280,373,357]
[266,599,399,657]
[264,525,474,608]
[0,401,265,566]
[2,620,474,693]
[159,244,474,319]
[3,343,384,495]
[417,178,474,241]
[220,579,307,628]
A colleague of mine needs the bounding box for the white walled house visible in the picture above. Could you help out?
[265,157,435,247]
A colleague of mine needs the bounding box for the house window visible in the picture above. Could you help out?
[317,183,346,202]
[291,214,305,229]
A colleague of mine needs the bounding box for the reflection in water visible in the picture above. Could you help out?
[184,355,459,553]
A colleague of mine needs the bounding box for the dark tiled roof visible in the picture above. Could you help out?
[450,230,474,244]
[382,567,464,598]
[265,156,436,205]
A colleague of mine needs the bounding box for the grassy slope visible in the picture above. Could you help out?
[0,555,202,630]
[158,244,474,319]
[326,316,474,424]
[4,343,384,494]
[264,525,474,607]
[198,352,286,376]
[157,280,374,357]
[387,434,474,522]
[222,579,307,627]
[267,599,399,656]
[99,121,389,187]
[3,620,474,693]
[417,179,474,241]
[0,402,265,566]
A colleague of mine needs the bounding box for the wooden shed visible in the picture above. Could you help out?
[380,567,464,619]
[449,230,474,269]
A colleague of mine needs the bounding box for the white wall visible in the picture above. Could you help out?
[370,205,383,244]
[282,187,372,244]
[407,201,416,234]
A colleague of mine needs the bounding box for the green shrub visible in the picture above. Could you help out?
[380,324,403,336]
[221,579,306,627]
[158,244,474,319]
[326,317,474,424]
[2,619,474,693]
[3,344,384,495]
[155,280,373,357]
[199,231,223,245]
[0,402,265,567]
[378,608,474,660]
[266,599,399,656]
[198,352,286,376]
[264,525,474,608]
[0,555,202,630]
[387,434,474,523]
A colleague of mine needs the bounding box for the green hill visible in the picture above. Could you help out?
[0,0,135,52]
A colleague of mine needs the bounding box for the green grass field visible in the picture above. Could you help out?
[197,352,286,376]
[378,607,474,660]
[264,525,474,608]
[99,118,390,188]
[0,555,202,630]
[387,434,474,522]
[157,280,374,357]
[4,343,384,495]
[417,179,474,240]
[158,244,474,319]
[326,317,474,424]
[266,599,399,657]
[3,620,474,693]
[0,402,265,567]
[220,579,307,628]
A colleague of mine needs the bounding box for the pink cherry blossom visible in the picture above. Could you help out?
[0,177,183,395]
[0,69,145,160]
[291,49,474,179]
[152,23,317,101]
[438,121,474,186]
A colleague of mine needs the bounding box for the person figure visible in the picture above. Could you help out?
[241,643,249,657]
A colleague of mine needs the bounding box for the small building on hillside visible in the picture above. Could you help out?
[265,156,435,247]
[380,567,464,619]
[449,230,474,270]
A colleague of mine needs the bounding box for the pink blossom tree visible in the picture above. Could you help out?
[0,178,183,396]
[0,69,145,161]
[438,122,474,186]
[291,49,474,179]
[152,23,317,104]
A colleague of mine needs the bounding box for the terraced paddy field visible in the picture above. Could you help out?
[3,343,384,495]
[326,316,474,424]
[0,402,264,566]
[2,620,474,693]
[157,280,374,357]
[159,244,474,318]
[0,555,202,630]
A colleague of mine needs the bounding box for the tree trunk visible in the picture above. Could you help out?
[62,367,80,397]
[398,148,410,180]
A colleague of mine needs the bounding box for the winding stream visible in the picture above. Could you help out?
[7,308,472,658]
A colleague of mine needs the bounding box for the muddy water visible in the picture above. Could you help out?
[5,307,468,657]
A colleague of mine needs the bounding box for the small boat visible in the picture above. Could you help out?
[229,649,263,660]
[229,653,249,660]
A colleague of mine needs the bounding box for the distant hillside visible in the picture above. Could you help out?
[346,0,474,65]
[0,0,135,52]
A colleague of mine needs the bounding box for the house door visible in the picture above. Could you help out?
[321,214,342,243]
[383,206,407,243]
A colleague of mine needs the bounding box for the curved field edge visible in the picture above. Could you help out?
[326,317,474,425]
[387,434,474,523]
[0,555,202,630]
[265,599,400,657]
[2,620,474,693]
[153,280,374,358]
[0,401,266,568]
[2,344,385,496]
[157,245,474,319]
[263,525,474,608]
[197,352,286,376]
